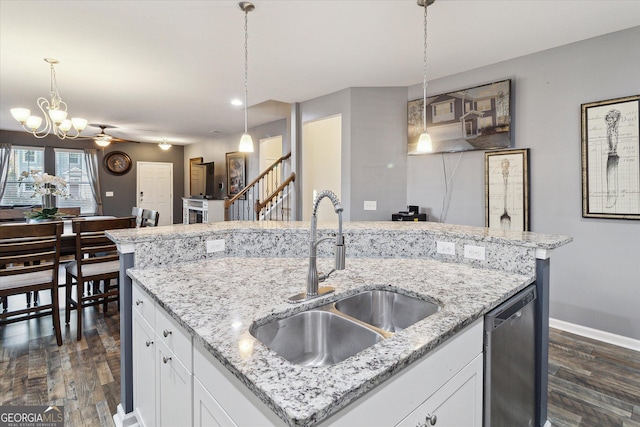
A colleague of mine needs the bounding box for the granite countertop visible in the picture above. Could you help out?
[109,220,572,250]
[128,256,535,426]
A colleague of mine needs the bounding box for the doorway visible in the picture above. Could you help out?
[137,162,173,226]
[259,135,283,203]
[302,115,341,222]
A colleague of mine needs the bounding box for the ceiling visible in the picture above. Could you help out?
[1,0,639,145]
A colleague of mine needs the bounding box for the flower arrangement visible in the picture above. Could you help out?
[20,171,69,198]
[19,172,69,220]
[24,207,63,221]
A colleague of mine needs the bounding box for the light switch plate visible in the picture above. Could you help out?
[206,239,225,253]
[105,191,114,197]
[436,241,455,255]
[464,245,485,260]
[364,201,377,211]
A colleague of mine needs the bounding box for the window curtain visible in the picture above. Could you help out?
[84,148,104,215]
[0,143,12,201]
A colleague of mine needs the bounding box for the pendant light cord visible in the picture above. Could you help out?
[422,2,428,132]
[244,9,249,134]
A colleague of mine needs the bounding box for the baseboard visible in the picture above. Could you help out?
[550,318,640,352]
[113,404,139,427]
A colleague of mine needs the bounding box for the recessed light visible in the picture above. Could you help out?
[231,98,243,106]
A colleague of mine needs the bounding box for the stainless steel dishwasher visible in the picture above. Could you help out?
[484,284,537,427]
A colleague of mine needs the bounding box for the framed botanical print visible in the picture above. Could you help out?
[226,152,246,198]
[485,148,530,231]
[581,94,640,219]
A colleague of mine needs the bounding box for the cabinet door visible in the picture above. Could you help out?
[397,354,483,427]
[193,377,238,427]
[133,311,156,427]
[157,341,193,427]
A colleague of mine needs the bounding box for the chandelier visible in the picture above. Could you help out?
[158,139,172,150]
[416,0,435,153]
[238,2,255,153]
[10,58,88,140]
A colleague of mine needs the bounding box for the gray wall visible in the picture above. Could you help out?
[0,129,185,221]
[184,118,289,201]
[407,27,640,340]
[300,87,409,221]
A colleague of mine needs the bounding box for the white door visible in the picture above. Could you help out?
[259,135,283,202]
[137,162,173,226]
[302,115,341,222]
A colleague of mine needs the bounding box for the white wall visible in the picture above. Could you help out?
[407,27,640,340]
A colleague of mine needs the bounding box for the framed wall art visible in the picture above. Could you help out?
[581,94,640,220]
[226,151,246,198]
[104,151,132,175]
[408,79,512,155]
[485,148,529,231]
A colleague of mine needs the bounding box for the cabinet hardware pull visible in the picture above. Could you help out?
[425,414,437,425]
[135,299,143,305]
[163,330,172,337]
[145,340,153,347]
[163,356,171,364]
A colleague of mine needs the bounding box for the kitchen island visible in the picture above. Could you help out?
[107,221,571,427]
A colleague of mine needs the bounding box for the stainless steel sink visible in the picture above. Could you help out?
[251,310,383,367]
[334,290,440,332]
[251,289,440,366]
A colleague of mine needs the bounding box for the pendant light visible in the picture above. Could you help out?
[238,2,255,153]
[416,0,435,153]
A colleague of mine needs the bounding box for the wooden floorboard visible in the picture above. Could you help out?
[548,328,640,427]
[2,285,639,427]
[1,288,119,427]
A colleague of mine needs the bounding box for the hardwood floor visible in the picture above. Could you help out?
[547,328,640,427]
[2,289,639,427]
[0,291,119,427]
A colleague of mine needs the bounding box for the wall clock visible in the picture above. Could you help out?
[104,151,132,175]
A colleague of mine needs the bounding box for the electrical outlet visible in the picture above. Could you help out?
[364,201,377,211]
[464,245,486,260]
[436,241,455,255]
[206,239,225,253]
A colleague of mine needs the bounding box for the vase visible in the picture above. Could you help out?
[27,218,53,224]
[42,193,54,209]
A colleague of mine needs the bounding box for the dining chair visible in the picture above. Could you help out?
[65,216,136,341]
[0,221,64,346]
[131,206,144,227]
[141,209,160,227]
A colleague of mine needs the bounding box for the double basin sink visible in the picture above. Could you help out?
[251,289,440,367]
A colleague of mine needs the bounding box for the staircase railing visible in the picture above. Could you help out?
[224,152,295,221]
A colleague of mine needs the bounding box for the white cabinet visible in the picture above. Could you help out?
[397,354,483,427]
[193,377,238,427]
[182,198,225,224]
[132,311,156,427]
[132,283,193,427]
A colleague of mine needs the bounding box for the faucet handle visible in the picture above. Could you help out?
[335,235,345,270]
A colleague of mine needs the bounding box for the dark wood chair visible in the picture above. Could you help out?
[141,209,160,227]
[0,221,64,346]
[65,216,136,340]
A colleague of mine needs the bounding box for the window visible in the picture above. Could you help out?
[55,149,98,214]
[0,146,45,206]
[476,98,492,111]
[432,100,455,123]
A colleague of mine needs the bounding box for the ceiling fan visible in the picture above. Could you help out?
[87,124,141,146]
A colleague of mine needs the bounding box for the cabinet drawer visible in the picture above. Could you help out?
[156,306,192,370]
[133,283,155,326]
[396,354,483,427]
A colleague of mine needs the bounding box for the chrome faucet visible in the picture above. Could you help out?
[289,190,345,303]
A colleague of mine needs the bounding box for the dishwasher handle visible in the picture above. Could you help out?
[486,286,536,330]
